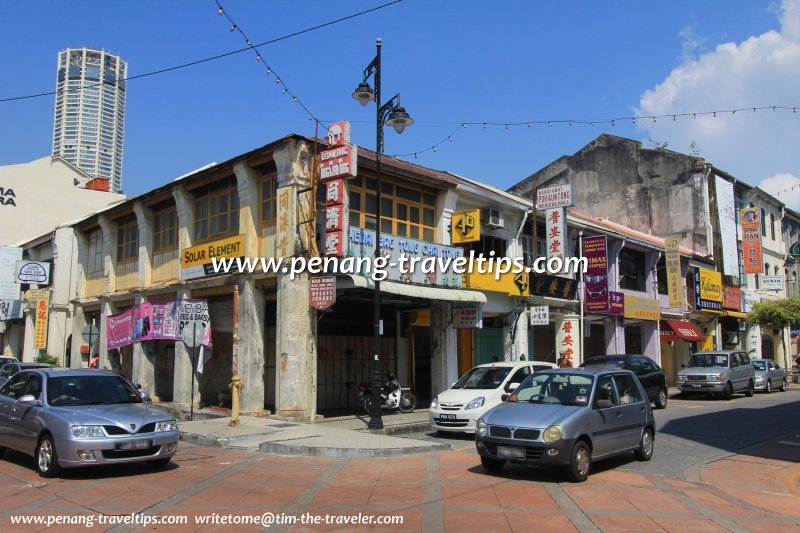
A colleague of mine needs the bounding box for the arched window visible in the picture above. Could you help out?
[770,213,776,241]
[761,209,767,237]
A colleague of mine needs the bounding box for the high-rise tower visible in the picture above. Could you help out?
[52,48,127,193]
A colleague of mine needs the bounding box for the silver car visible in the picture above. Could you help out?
[752,359,788,393]
[676,350,755,399]
[475,369,655,482]
[0,369,178,477]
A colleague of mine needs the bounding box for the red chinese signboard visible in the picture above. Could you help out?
[310,276,337,310]
[320,144,358,181]
[740,208,763,274]
[325,179,345,206]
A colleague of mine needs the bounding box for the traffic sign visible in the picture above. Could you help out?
[81,324,99,344]
[181,320,208,348]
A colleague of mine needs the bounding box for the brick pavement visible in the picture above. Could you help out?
[0,440,799,532]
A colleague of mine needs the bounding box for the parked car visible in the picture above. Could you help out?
[0,362,52,388]
[429,361,558,434]
[676,350,755,399]
[752,359,787,393]
[581,355,668,409]
[475,368,655,482]
[0,368,178,477]
[0,356,18,369]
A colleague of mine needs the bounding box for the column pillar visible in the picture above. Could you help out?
[513,308,529,360]
[430,301,457,396]
[97,215,117,294]
[642,320,660,365]
[173,287,199,407]
[70,305,87,368]
[172,187,195,252]
[237,276,266,415]
[131,294,156,394]
[133,202,153,287]
[22,308,35,362]
[233,161,260,261]
[98,298,116,369]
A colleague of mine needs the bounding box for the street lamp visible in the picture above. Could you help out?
[352,38,413,430]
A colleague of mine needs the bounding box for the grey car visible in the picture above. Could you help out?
[676,350,756,399]
[0,369,178,477]
[752,359,788,393]
[475,368,655,482]
[0,362,52,388]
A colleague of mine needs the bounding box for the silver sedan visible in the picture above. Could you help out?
[752,359,788,393]
[0,368,178,477]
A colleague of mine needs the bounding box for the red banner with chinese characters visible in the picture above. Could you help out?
[740,208,763,274]
[722,285,742,310]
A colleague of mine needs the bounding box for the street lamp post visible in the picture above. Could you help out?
[353,38,413,430]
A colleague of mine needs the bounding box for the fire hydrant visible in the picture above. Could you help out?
[229,372,244,427]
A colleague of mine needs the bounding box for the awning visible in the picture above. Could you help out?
[338,275,488,303]
[721,310,748,319]
[659,319,706,342]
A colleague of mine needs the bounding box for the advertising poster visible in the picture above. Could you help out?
[740,208,763,274]
[106,299,212,350]
[583,235,609,313]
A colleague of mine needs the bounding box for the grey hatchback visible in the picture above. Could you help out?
[475,368,655,482]
[0,369,178,477]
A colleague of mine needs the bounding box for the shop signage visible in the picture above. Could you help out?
[451,209,480,244]
[761,275,784,291]
[529,305,549,326]
[740,208,763,274]
[715,176,739,277]
[15,260,50,285]
[722,285,742,310]
[608,291,624,315]
[347,228,464,288]
[452,302,483,329]
[624,295,661,321]
[0,247,22,300]
[0,187,16,206]
[25,289,51,302]
[536,184,574,210]
[310,276,337,310]
[320,145,358,181]
[665,238,683,308]
[790,241,800,259]
[324,177,348,258]
[555,316,579,367]
[464,267,529,297]
[106,299,213,350]
[0,299,23,321]
[33,298,49,349]
[694,267,723,312]
[181,235,245,280]
[742,290,760,312]
[530,273,578,300]
[326,120,351,148]
[583,235,609,313]
[546,208,567,269]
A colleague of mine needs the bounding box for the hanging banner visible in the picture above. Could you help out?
[106,299,213,350]
[722,285,742,310]
[33,298,49,349]
[451,209,480,244]
[583,235,609,313]
[740,208,763,274]
[715,176,739,277]
[694,267,723,312]
[452,302,483,329]
[546,208,567,268]
[665,238,683,308]
[609,291,625,315]
[0,247,22,300]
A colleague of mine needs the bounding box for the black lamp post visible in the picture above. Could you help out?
[352,38,413,430]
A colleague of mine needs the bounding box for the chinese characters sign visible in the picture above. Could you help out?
[583,235,609,313]
[310,276,336,310]
[536,185,574,210]
[665,238,683,308]
[320,145,358,181]
[452,302,483,329]
[740,208,763,274]
[546,208,567,268]
[529,273,577,300]
[323,178,347,257]
[624,295,661,321]
[33,290,50,349]
[556,316,579,367]
[694,267,723,312]
[529,306,549,326]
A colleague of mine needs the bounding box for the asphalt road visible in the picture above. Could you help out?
[407,388,800,480]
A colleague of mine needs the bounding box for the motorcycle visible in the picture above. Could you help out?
[358,372,417,414]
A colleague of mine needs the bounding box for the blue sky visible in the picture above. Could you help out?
[1,1,798,208]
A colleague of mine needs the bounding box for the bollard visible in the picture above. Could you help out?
[229,372,244,427]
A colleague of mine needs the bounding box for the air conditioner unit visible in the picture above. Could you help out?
[483,207,504,229]
[723,275,740,287]
[722,332,739,345]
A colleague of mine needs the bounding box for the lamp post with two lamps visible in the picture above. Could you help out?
[352,38,413,430]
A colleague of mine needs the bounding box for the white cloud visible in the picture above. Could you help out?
[636,0,800,194]
[760,172,800,211]
[679,23,707,62]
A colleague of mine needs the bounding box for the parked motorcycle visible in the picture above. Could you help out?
[358,372,416,414]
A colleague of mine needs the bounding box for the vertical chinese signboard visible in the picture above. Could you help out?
[320,121,354,258]
[556,315,579,367]
[545,208,566,267]
[583,235,609,313]
[665,238,683,308]
[33,289,51,350]
[740,207,763,274]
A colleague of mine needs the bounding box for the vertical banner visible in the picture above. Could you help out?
[323,178,347,257]
[555,315,580,367]
[665,238,683,308]
[740,207,763,274]
[33,290,51,350]
[546,208,566,266]
[583,235,609,313]
[0,246,23,300]
[715,176,739,277]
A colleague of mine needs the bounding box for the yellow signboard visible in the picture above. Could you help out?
[463,265,529,297]
[698,268,723,302]
[665,239,683,308]
[33,297,49,349]
[623,295,661,321]
[182,235,245,268]
[451,209,480,244]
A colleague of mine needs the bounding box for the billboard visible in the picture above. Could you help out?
[583,235,609,313]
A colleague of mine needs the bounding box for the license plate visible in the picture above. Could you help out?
[497,445,526,459]
[691,383,703,388]
[439,414,456,420]
[115,439,153,451]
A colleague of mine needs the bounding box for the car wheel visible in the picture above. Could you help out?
[566,441,591,482]
[745,380,755,397]
[655,389,668,409]
[634,428,654,461]
[480,456,505,473]
[148,458,171,468]
[765,380,772,393]
[780,379,787,392]
[722,382,733,400]
[36,434,61,478]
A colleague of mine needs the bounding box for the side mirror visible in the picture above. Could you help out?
[680,364,686,369]
[139,391,151,403]
[501,393,510,402]
[136,384,142,390]
[504,382,520,392]
[18,394,42,407]
[595,399,612,409]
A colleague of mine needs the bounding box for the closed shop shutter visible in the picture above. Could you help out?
[208,299,234,333]
[529,326,556,364]
[474,328,504,365]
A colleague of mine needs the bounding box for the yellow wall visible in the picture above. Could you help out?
[115,262,138,290]
[152,250,179,283]
[85,275,105,298]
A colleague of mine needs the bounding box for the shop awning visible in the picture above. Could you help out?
[721,310,748,319]
[659,319,706,342]
[338,275,488,303]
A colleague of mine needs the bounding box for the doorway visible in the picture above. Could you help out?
[412,326,432,405]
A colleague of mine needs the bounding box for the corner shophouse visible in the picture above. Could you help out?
[68,134,554,418]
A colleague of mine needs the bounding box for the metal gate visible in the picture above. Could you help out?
[474,328,504,364]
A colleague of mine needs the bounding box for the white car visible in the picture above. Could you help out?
[429,361,558,434]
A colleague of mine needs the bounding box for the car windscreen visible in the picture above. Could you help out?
[47,375,143,406]
[508,373,594,406]
[452,366,512,389]
[752,361,767,370]
[688,354,729,368]
[582,358,625,369]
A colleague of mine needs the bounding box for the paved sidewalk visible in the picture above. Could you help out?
[178,410,446,457]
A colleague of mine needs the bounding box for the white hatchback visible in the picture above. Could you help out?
[429,361,558,434]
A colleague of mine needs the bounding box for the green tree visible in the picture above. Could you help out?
[748,297,800,367]
[34,353,61,367]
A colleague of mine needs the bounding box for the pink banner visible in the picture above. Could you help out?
[106,299,212,350]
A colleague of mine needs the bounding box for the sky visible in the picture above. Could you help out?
[1,1,798,210]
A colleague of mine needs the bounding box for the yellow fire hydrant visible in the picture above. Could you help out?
[229,372,244,427]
